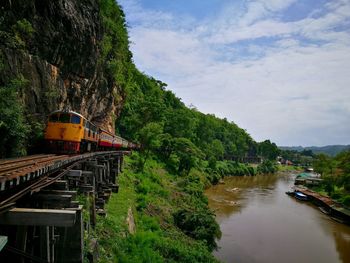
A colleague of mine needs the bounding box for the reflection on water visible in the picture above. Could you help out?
[205,172,350,263]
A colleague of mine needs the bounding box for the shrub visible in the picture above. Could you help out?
[118,232,164,263]
[342,195,350,207]
[173,208,221,251]
[257,160,277,174]
[153,237,218,263]
[330,191,341,200]
[322,176,335,195]
[10,19,35,48]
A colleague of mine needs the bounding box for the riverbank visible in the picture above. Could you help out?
[91,154,220,262]
[277,164,303,172]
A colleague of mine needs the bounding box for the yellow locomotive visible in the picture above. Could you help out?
[45,110,140,153]
[44,110,135,154]
[45,110,98,153]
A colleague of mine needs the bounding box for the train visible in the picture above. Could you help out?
[44,110,138,153]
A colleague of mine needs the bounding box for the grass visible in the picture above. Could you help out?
[277,165,303,172]
[94,161,137,262]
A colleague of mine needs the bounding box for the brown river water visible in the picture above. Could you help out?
[205,172,350,263]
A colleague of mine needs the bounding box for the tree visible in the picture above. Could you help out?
[257,160,277,174]
[336,150,350,175]
[171,138,204,175]
[258,140,280,160]
[313,154,336,176]
[136,122,163,170]
[210,139,224,160]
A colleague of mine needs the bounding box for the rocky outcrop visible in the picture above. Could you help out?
[126,207,136,234]
[0,0,125,132]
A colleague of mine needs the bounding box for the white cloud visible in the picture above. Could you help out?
[119,0,350,146]
[237,0,298,26]
[208,19,294,44]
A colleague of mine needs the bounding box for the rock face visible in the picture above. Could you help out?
[0,0,124,132]
[126,207,136,234]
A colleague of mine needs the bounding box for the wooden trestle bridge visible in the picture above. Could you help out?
[0,151,128,263]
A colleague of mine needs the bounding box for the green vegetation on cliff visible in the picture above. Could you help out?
[0,74,29,157]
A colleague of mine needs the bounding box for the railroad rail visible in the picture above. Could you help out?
[0,150,128,262]
[0,151,126,193]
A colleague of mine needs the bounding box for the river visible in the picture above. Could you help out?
[205,171,350,263]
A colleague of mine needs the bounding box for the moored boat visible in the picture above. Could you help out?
[295,191,308,201]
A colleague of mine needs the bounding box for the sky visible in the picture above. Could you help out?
[118,0,350,147]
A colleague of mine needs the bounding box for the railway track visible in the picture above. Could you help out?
[0,151,126,262]
[0,161,78,213]
[0,151,125,213]
[0,154,55,165]
[0,154,67,177]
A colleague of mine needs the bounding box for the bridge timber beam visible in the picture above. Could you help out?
[0,208,76,227]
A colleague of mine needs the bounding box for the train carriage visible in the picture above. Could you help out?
[98,129,115,150]
[121,138,129,149]
[113,135,123,149]
[82,119,99,151]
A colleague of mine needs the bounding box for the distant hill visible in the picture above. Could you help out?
[279,145,350,156]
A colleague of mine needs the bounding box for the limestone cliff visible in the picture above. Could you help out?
[0,0,127,132]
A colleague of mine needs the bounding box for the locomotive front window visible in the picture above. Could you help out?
[71,115,81,124]
[59,114,71,123]
[49,114,59,122]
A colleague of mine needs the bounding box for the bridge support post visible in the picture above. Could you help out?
[56,205,84,263]
[120,155,124,173]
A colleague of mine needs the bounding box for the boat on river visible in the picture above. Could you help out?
[285,190,308,201]
[295,191,308,201]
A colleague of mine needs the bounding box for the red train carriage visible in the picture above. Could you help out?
[98,129,115,150]
[113,135,123,149]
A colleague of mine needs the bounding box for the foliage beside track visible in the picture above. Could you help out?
[92,155,220,263]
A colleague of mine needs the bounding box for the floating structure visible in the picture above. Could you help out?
[286,187,350,225]
[294,168,322,186]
